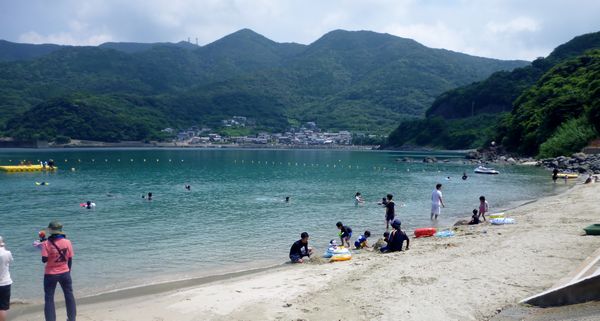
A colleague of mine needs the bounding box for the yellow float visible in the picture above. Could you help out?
[488,212,505,219]
[329,254,352,262]
[0,165,58,172]
[555,173,578,179]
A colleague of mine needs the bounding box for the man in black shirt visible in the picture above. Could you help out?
[289,232,312,263]
[385,194,395,230]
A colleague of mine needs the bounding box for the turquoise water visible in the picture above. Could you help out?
[0,148,565,301]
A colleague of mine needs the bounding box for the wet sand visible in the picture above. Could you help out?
[11,183,600,321]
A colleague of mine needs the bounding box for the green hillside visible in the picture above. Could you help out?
[426,31,600,119]
[498,50,600,157]
[0,29,526,142]
[386,31,600,153]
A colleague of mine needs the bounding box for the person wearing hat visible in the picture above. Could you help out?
[0,236,13,321]
[41,221,76,321]
[380,219,409,253]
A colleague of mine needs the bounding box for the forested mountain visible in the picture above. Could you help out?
[498,50,600,157]
[0,40,65,62]
[0,29,526,142]
[427,32,600,119]
[386,31,600,155]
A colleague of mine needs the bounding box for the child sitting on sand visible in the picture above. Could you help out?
[289,232,313,263]
[336,222,352,248]
[354,231,371,249]
[468,209,480,225]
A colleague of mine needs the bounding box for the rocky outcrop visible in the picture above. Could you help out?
[540,153,600,174]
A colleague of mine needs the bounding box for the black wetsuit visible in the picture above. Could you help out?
[388,230,409,252]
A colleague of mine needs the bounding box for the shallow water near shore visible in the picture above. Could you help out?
[0,148,570,301]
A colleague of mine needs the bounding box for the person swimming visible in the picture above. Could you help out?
[142,192,153,200]
[354,192,364,206]
[462,172,468,180]
[285,196,290,203]
[85,201,96,209]
[185,185,191,191]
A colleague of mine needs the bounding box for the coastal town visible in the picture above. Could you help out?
[164,118,377,147]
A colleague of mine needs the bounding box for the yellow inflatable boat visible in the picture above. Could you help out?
[555,173,578,179]
[0,165,58,172]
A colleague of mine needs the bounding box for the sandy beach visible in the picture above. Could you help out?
[11,183,600,321]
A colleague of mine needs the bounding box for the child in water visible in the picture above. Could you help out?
[354,231,371,249]
[354,192,364,206]
[336,221,352,248]
[479,196,489,221]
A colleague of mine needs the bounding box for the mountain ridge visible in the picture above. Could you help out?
[0,28,528,141]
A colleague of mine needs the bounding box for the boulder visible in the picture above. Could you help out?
[506,157,517,164]
[423,157,437,163]
[572,152,587,161]
[465,151,481,160]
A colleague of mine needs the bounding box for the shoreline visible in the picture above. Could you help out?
[11,182,599,320]
[10,264,286,317]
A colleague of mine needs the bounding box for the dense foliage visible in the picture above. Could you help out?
[537,117,597,159]
[5,96,170,142]
[387,32,600,155]
[499,50,600,156]
[387,114,503,150]
[0,29,526,141]
[426,31,600,119]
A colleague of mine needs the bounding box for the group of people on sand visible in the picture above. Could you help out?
[0,221,75,321]
[289,182,497,263]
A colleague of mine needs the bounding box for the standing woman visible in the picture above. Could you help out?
[42,221,76,321]
[0,236,13,321]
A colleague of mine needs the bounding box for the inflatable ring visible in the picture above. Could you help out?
[414,227,436,238]
[330,254,352,262]
[490,218,515,225]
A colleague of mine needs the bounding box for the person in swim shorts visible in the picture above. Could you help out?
[431,184,445,220]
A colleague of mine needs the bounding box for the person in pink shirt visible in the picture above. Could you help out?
[41,221,76,321]
[479,196,489,221]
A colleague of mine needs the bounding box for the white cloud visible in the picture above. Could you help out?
[487,17,541,34]
[2,0,599,60]
[18,31,112,46]
[383,21,467,51]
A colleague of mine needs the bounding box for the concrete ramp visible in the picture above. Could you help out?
[522,247,600,307]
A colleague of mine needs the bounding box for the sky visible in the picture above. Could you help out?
[0,0,599,61]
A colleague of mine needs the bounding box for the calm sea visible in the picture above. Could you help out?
[0,148,566,301]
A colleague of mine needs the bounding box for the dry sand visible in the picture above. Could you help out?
[12,184,600,321]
